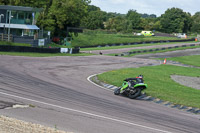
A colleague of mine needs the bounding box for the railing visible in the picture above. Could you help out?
[0,34,13,42]
[10,19,32,25]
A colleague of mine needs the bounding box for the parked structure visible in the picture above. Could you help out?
[0,5,49,46]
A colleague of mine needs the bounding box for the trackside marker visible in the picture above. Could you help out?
[87,73,113,91]
[0,91,172,133]
[163,58,167,64]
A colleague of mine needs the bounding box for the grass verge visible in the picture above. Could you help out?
[73,32,188,47]
[0,41,31,47]
[162,55,200,67]
[80,41,196,51]
[97,65,200,108]
[47,43,72,48]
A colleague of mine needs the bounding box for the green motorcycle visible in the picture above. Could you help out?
[114,75,147,99]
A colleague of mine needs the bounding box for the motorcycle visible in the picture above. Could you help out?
[114,75,147,99]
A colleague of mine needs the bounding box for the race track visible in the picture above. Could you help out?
[0,48,200,133]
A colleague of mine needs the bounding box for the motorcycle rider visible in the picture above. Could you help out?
[124,75,144,86]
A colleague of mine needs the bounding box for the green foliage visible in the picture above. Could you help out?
[160,8,191,33]
[3,1,200,36]
[87,5,100,12]
[126,10,142,30]
[0,41,31,46]
[81,10,104,30]
[191,12,200,33]
[105,16,128,32]
[37,0,90,37]
[166,55,200,67]
[72,31,182,47]
[141,13,156,18]
[152,20,162,31]
[81,41,195,51]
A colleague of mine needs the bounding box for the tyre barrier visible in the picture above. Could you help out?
[90,75,200,114]
[117,43,199,56]
[0,45,80,54]
[80,38,195,48]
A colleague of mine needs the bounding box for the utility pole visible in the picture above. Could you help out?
[0,14,4,23]
[8,10,12,42]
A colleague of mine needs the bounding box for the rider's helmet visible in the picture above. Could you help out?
[136,75,144,83]
[137,75,143,79]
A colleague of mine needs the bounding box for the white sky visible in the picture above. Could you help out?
[90,0,199,16]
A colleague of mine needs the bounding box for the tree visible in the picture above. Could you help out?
[141,13,156,18]
[126,10,141,30]
[0,0,10,5]
[149,14,157,18]
[87,5,100,12]
[139,18,155,30]
[152,20,162,31]
[37,0,90,37]
[82,10,104,30]
[160,8,191,33]
[105,16,128,32]
[191,12,200,33]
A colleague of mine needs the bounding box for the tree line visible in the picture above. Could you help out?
[1,0,200,37]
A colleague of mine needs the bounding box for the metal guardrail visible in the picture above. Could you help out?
[117,43,199,56]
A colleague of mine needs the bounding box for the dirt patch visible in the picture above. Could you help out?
[171,75,200,90]
[0,115,71,133]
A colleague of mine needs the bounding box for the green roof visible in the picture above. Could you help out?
[0,5,42,12]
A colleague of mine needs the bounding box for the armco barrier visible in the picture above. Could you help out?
[118,43,199,56]
[0,45,60,53]
[79,38,195,48]
[0,45,80,54]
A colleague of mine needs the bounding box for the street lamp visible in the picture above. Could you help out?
[8,11,13,41]
[0,14,4,23]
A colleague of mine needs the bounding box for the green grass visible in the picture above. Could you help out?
[165,55,200,67]
[80,41,196,51]
[47,43,72,48]
[97,65,200,108]
[73,32,188,47]
[0,41,31,47]
[0,51,94,57]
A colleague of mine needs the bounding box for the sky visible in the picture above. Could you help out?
[90,0,199,16]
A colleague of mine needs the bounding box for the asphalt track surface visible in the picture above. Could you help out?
[0,47,200,133]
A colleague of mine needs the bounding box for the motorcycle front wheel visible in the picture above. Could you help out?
[114,87,120,95]
[128,88,141,99]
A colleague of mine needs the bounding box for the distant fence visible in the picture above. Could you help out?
[0,34,51,46]
[0,45,60,53]
[116,43,199,56]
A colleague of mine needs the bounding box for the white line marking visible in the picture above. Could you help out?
[0,91,172,133]
[87,73,113,91]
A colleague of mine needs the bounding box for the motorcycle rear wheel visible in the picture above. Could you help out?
[128,88,141,99]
